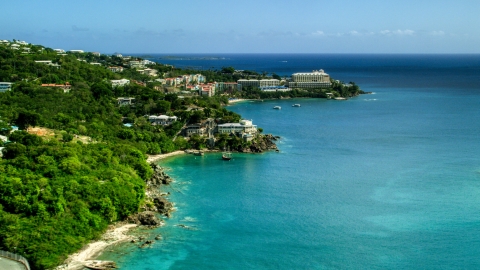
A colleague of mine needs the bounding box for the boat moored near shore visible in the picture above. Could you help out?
[273,106,281,110]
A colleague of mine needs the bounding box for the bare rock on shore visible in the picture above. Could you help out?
[238,134,279,153]
[154,196,174,217]
[129,211,163,227]
[148,164,173,186]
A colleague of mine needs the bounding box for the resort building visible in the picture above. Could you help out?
[289,69,332,88]
[237,79,280,90]
[69,50,84,53]
[217,119,257,135]
[111,79,130,87]
[216,82,239,92]
[54,49,65,53]
[0,82,13,92]
[260,86,291,92]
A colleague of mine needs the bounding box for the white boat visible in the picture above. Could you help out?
[273,106,281,110]
[292,104,301,107]
[222,148,232,160]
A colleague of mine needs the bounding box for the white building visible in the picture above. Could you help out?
[54,49,65,53]
[129,61,144,69]
[260,86,291,92]
[141,59,156,66]
[217,119,257,135]
[237,79,280,90]
[35,60,61,68]
[0,82,13,92]
[110,79,130,87]
[289,69,331,88]
[148,115,178,126]
[117,97,135,106]
[109,66,124,73]
[69,50,84,53]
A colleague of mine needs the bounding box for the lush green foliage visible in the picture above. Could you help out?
[0,135,148,269]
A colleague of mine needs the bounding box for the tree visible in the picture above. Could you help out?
[15,110,40,130]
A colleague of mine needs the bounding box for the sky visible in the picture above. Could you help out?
[1,0,479,54]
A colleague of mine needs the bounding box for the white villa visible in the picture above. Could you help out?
[217,119,257,135]
[110,79,130,87]
[148,115,178,126]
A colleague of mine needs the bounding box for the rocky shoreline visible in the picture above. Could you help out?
[236,134,279,153]
[59,137,279,269]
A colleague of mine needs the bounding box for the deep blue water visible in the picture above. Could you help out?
[101,54,480,269]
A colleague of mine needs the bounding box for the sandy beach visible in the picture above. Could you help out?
[147,150,186,163]
[57,223,137,270]
[227,98,251,104]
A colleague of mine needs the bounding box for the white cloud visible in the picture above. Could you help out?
[311,30,325,36]
[430,30,445,36]
[349,30,361,36]
[379,29,414,36]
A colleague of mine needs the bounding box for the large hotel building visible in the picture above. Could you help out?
[288,69,332,88]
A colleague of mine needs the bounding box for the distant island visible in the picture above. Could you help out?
[156,55,229,60]
[0,39,363,270]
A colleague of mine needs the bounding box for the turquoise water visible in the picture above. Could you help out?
[101,56,480,269]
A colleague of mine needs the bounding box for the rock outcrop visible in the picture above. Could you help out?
[128,211,163,227]
[153,196,174,217]
[238,134,279,153]
[148,164,173,186]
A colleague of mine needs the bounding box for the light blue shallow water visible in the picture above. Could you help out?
[101,55,480,269]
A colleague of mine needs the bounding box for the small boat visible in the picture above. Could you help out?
[273,106,281,110]
[194,151,204,156]
[222,148,232,160]
[292,104,301,107]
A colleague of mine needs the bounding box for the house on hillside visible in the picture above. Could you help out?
[148,115,178,126]
[0,82,13,92]
[117,97,135,106]
[41,83,71,93]
[110,79,130,87]
[108,66,124,73]
[35,60,61,69]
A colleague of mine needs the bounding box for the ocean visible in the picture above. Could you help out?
[100,54,480,269]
